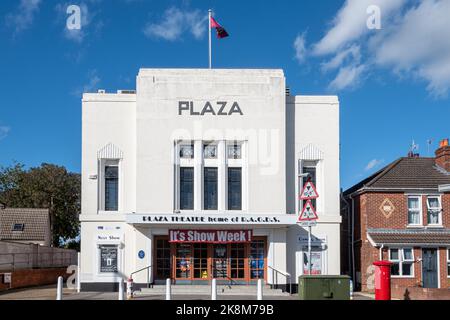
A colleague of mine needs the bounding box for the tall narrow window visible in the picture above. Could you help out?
[180,167,194,210]
[407,196,421,225]
[105,166,119,211]
[204,167,218,210]
[427,196,442,225]
[302,163,317,208]
[228,168,242,210]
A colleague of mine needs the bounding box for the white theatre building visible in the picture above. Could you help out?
[80,68,341,292]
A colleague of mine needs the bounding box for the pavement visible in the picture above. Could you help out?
[0,285,374,300]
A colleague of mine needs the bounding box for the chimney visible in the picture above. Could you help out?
[435,138,450,172]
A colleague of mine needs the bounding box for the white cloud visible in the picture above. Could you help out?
[312,0,406,56]
[5,0,41,36]
[329,64,366,91]
[55,2,103,44]
[143,7,208,41]
[72,70,101,97]
[373,0,450,97]
[297,0,450,97]
[0,126,11,140]
[365,158,384,171]
[293,33,307,64]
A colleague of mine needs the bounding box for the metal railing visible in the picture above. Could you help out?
[0,251,76,271]
[268,265,292,294]
[130,265,152,288]
[210,264,238,289]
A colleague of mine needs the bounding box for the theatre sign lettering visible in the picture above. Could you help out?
[169,230,252,243]
[125,214,296,225]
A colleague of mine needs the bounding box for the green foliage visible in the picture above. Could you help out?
[0,162,80,247]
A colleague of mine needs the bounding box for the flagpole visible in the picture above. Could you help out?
[208,9,212,69]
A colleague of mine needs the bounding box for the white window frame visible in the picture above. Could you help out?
[389,248,415,278]
[226,141,245,212]
[426,195,442,226]
[299,160,321,214]
[98,159,121,213]
[447,248,450,278]
[175,141,195,213]
[407,195,422,226]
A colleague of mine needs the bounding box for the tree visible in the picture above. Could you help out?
[0,162,80,247]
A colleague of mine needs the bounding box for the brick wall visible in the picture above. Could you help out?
[0,268,69,292]
[349,192,450,292]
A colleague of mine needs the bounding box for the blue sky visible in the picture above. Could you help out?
[0,0,449,190]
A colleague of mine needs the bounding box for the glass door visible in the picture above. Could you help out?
[193,244,208,280]
[250,240,265,280]
[212,244,228,279]
[230,244,246,280]
[175,244,192,279]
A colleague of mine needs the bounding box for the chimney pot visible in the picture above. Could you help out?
[435,138,450,172]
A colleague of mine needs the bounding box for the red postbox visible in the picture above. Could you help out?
[373,260,392,300]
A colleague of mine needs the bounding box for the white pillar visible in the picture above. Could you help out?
[194,140,203,211]
[56,276,63,300]
[218,141,226,211]
[166,278,172,300]
[119,279,124,300]
[77,252,81,293]
[211,279,217,300]
[257,279,263,300]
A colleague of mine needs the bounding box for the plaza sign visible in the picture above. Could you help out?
[178,101,244,116]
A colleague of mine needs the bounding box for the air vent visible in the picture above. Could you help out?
[286,86,291,96]
[98,89,106,94]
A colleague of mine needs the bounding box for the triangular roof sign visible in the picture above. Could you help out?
[298,200,318,222]
[300,178,319,200]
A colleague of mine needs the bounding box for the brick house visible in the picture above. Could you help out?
[342,140,450,297]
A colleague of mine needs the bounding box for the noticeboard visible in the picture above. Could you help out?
[100,245,118,273]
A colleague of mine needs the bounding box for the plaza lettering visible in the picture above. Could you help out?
[178,101,244,116]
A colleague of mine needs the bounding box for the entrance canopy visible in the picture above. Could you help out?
[125,213,297,227]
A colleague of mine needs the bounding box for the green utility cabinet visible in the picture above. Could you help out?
[298,275,351,300]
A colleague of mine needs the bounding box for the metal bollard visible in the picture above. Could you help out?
[211,279,217,300]
[166,278,171,300]
[126,277,134,300]
[257,279,263,300]
[56,276,63,300]
[119,278,124,301]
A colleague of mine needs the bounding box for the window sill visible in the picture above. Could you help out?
[391,276,415,279]
[425,225,444,229]
[406,225,424,228]
[98,210,121,214]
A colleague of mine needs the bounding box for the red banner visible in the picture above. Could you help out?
[169,230,252,244]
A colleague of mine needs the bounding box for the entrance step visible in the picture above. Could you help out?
[135,285,290,297]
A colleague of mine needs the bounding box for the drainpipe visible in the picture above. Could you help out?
[350,195,356,286]
[341,192,352,277]
[379,244,384,260]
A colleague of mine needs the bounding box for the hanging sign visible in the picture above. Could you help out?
[298,200,318,222]
[169,230,252,244]
[300,178,319,200]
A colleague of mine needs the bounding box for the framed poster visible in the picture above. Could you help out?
[303,251,322,275]
[100,245,118,273]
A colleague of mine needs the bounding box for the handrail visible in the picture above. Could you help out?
[210,264,238,289]
[130,265,152,288]
[268,265,292,294]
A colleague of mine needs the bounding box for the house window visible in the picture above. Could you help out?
[407,196,421,225]
[99,245,118,273]
[12,223,25,232]
[427,196,442,225]
[104,166,119,211]
[180,144,194,159]
[227,144,242,159]
[203,144,217,159]
[204,167,218,210]
[228,168,242,210]
[180,167,194,210]
[389,248,414,277]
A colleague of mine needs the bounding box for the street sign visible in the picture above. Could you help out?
[299,221,317,227]
[300,178,319,200]
[298,200,318,222]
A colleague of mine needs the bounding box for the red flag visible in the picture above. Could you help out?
[210,16,229,39]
